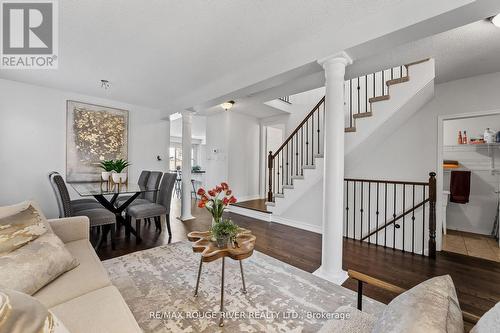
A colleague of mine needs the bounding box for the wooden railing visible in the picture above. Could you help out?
[267,97,325,202]
[343,173,436,258]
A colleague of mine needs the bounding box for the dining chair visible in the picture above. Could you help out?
[117,171,162,207]
[114,170,150,206]
[48,172,102,214]
[125,172,177,239]
[49,172,117,250]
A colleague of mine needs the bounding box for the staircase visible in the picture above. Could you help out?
[266,58,435,215]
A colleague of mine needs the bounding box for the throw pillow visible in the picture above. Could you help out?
[0,202,79,295]
[470,302,500,333]
[0,287,69,333]
[0,204,48,255]
[371,275,464,333]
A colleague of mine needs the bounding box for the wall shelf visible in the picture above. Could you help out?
[443,143,500,152]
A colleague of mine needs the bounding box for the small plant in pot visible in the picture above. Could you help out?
[111,159,131,184]
[210,218,239,248]
[99,160,115,181]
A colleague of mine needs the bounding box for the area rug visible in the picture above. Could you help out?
[103,242,384,332]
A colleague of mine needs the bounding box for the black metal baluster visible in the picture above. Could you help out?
[400,65,403,78]
[393,183,396,250]
[391,67,394,80]
[281,152,284,193]
[368,182,371,244]
[384,183,388,248]
[373,73,376,99]
[295,135,299,176]
[422,185,426,255]
[402,184,406,253]
[376,182,380,245]
[285,145,289,185]
[311,113,314,165]
[360,181,364,242]
[301,127,304,176]
[357,77,360,115]
[412,184,416,254]
[353,181,356,239]
[273,158,276,199]
[317,108,320,155]
[346,180,350,238]
[291,135,294,179]
[305,119,309,166]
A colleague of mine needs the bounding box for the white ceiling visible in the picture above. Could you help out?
[0,0,474,114]
[350,19,500,84]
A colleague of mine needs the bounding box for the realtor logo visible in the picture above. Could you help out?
[1,0,58,69]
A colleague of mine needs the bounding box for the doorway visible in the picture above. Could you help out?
[438,111,500,262]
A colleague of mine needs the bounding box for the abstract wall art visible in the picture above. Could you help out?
[66,101,128,182]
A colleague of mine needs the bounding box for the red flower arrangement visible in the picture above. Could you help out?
[197,182,237,223]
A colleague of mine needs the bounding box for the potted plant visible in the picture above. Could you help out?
[210,218,239,248]
[99,160,114,181]
[111,159,131,184]
[197,182,237,225]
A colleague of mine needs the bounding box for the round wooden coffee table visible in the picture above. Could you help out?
[187,229,256,327]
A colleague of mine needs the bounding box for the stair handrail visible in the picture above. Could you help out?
[272,96,325,159]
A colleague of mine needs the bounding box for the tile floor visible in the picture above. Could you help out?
[443,230,500,262]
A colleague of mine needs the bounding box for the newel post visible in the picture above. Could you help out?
[428,172,437,259]
[267,151,273,202]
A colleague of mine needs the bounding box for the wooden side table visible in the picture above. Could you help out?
[187,229,256,327]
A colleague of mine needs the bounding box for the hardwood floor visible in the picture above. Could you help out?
[97,199,500,321]
[231,198,270,213]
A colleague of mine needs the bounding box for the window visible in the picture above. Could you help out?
[169,145,195,171]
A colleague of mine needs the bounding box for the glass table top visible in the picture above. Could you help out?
[71,182,157,197]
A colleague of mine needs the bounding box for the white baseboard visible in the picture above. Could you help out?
[271,215,322,234]
[228,202,322,234]
[227,205,271,222]
[237,194,262,202]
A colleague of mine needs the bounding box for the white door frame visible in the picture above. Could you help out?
[436,108,500,250]
[260,123,286,199]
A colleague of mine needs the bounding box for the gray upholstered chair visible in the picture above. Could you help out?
[126,173,177,238]
[117,171,162,207]
[114,170,151,207]
[48,171,101,213]
[49,172,116,250]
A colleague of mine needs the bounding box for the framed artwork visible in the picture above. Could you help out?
[66,100,128,182]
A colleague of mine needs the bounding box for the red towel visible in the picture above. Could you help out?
[450,171,471,204]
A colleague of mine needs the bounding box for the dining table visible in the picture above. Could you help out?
[71,182,158,242]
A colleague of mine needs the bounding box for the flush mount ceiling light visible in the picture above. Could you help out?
[100,79,111,90]
[491,14,500,27]
[221,100,235,111]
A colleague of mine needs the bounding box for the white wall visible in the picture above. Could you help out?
[0,79,169,218]
[205,111,260,200]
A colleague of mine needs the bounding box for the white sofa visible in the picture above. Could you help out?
[33,216,142,333]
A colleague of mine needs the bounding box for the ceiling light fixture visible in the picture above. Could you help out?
[491,14,500,27]
[221,100,235,111]
[100,79,110,90]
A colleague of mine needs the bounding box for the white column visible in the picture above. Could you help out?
[180,111,195,221]
[314,52,352,285]
[165,117,171,171]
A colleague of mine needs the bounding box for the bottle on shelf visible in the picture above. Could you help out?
[458,131,463,145]
[463,130,468,144]
[484,128,495,144]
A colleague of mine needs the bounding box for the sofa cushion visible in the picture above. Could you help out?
[0,231,79,296]
[372,275,463,333]
[0,287,69,333]
[50,286,142,333]
[0,204,48,255]
[471,302,500,333]
[318,305,376,333]
[34,239,111,308]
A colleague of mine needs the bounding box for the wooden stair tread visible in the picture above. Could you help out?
[345,127,356,133]
[386,76,409,86]
[369,95,390,103]
[353,112,373,119]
